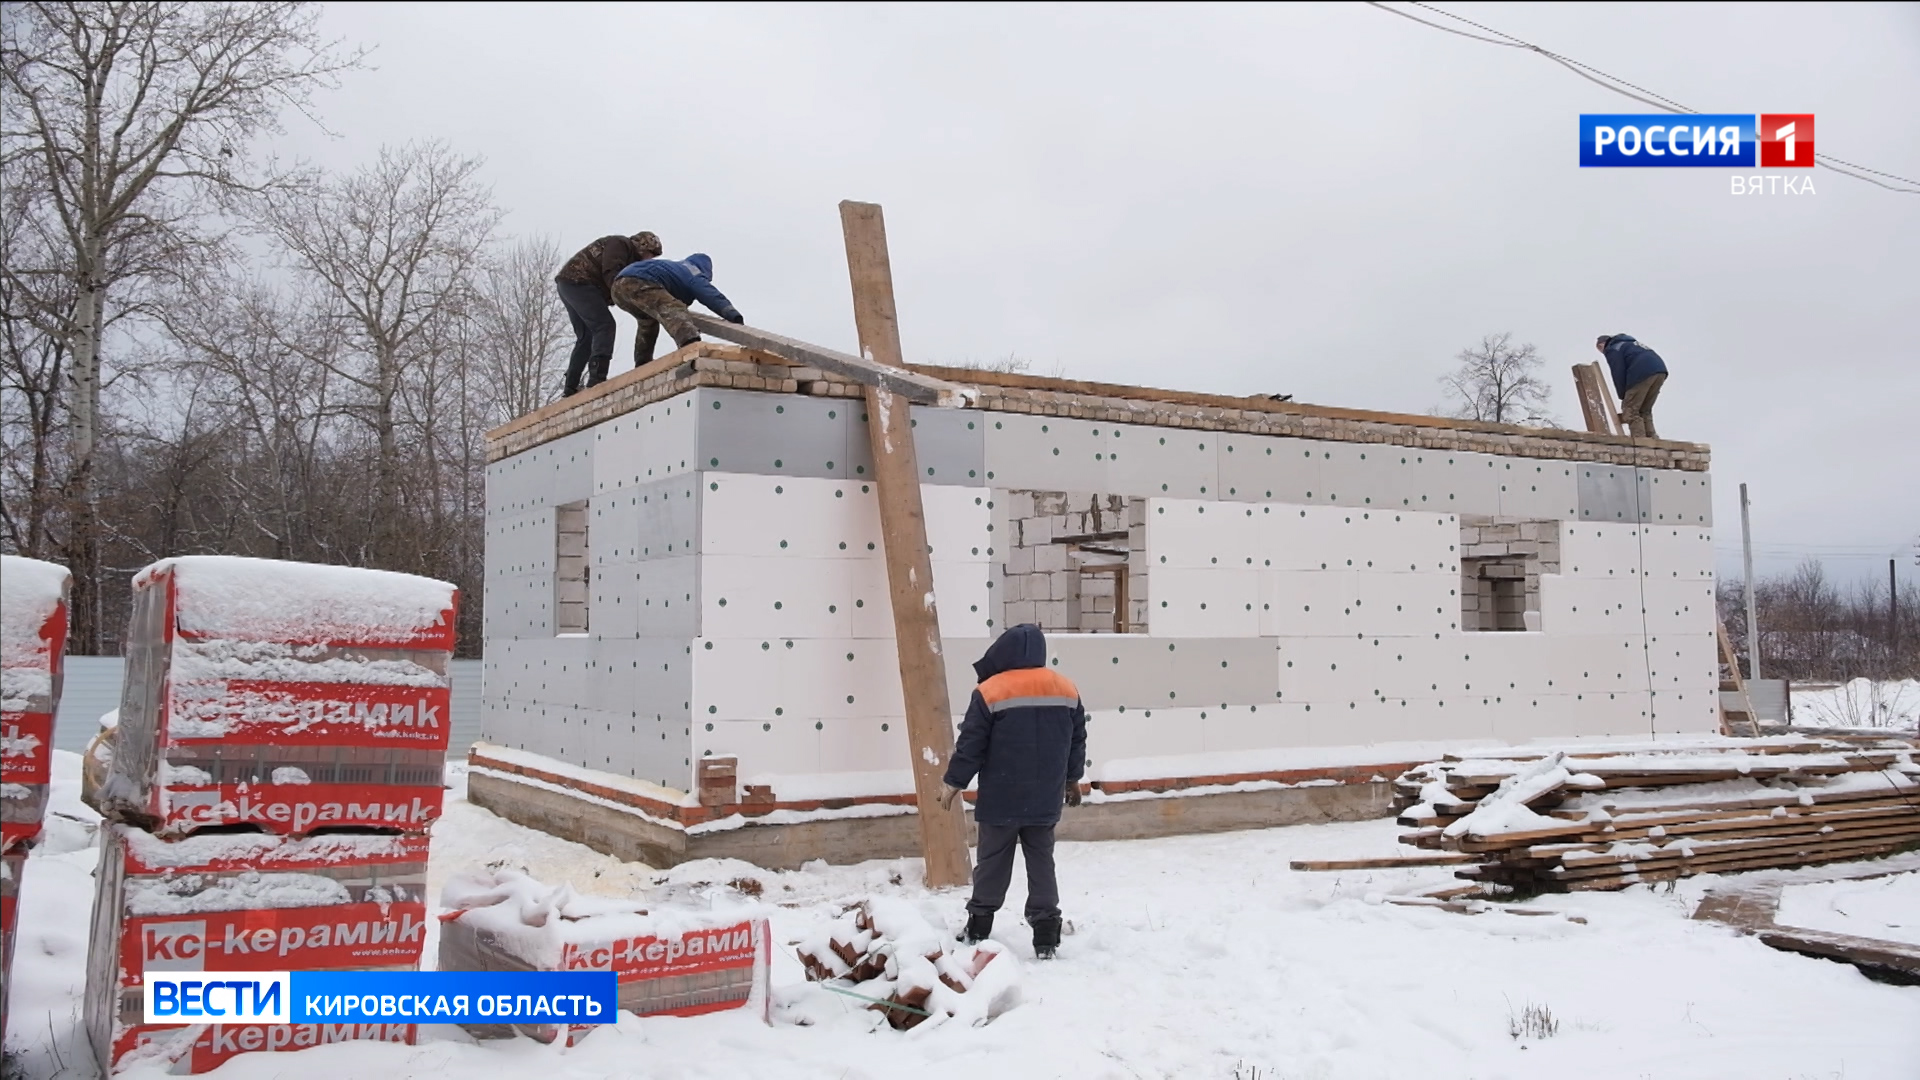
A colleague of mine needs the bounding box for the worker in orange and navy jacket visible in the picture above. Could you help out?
[939,623,1088,960]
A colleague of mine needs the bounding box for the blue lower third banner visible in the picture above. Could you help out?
[293,971,620,1024]
[144,970,620,1025]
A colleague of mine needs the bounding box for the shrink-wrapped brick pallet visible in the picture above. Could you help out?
[438,868,770,1045]
[2,554,71,854]
[85,825,430,1074]
[95,556,458,837]
[2,553,70,1044]
[82,556,457,1074]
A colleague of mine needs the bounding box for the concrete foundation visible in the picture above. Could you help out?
[467,765,1394,871]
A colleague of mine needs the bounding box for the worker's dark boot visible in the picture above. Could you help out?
[1031,916,1062,960]
[959,912,993,944]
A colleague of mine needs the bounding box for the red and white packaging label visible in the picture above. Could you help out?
[2,711,53,784]
[559,918,770,1019]
[113,1021,416,1075]
[123,903,428,979]
[159,784,444,836]
[167,682,452,749]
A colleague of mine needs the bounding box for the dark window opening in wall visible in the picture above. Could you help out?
[1002,491,1143,633]
[556,499,590,634]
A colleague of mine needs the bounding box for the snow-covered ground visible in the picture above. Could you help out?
[8,751,1919,1080]
[1791,678,1920,731]
[1775,872,1920,948]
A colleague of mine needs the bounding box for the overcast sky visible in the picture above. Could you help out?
[282,2,1919,586]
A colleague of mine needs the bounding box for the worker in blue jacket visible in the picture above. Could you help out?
[1596,333,1669,439]
[612,253,745,365]
[938,624,1088,960]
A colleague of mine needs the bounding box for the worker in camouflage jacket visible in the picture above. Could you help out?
[612,253,745,364]
[939,623,1088,960]
[555,231,663,396]
[1596,333,1669,439]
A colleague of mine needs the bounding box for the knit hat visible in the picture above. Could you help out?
[629,231,662,259]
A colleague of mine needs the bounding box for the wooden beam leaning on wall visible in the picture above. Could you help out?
[832,200,974,890]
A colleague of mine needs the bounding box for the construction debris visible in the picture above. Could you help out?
[1390,737,1920,892]
[793,898,1020,1030]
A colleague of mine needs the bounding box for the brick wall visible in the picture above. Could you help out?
[1001,491,1141,634]
[1459,516,1562,632]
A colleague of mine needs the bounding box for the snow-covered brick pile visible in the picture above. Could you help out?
[84,824,431,1075]
[2,554,71,854]
[793,897,1021,1031]
[94,556,458,836]
[437,868,771,1044]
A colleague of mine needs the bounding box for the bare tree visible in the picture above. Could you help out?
[473,235,569,423]
[251,140,500,566]
[1718,558,1918,683]
[0,176,74,558]
[1437,332,1557,426]
[0,1,360,650]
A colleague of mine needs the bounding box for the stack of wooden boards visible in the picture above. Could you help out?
[1394,737,1920,892]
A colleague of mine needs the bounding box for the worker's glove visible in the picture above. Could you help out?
[938,784,964,811]
[722,308,745,324]
[1063,780,1083,808]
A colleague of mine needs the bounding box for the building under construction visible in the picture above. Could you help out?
[469,316,1717,869]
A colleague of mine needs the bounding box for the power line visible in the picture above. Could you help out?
[1366,2,1920,194]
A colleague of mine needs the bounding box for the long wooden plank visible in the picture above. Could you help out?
[838,201,972,890]
[1571,362,1616,435]
[901,362,1707,452]
[1551,815,1920,870]
[1556,780,1919,818]
[1559,837,1913,891]
[1552,840,1910,890]
[1289,853,1482,871]
[1592,361,1626,436]
[686,311,965,406]
[1522,800,1920,857]
[1446,756,1897,787]
[1757,927,1920,977]
[1549,823,1920,879]
[1717,613,1758,735]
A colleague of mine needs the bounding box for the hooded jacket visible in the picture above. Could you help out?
[1600,334,1668,397]
[555,233,663,298]
[614,254,739,319]
[943,624,1089,827]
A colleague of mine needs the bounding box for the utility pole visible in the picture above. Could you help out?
[1891,558,1899,669]
[1740,483,1760,681]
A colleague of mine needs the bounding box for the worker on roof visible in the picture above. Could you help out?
[555,231,664,397]
[939,623,1088,960]
[1596,333,1669,439]
[613,253,746,367]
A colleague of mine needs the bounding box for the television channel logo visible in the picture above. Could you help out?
[145,972,293,1025]
[1579,115,1813,168]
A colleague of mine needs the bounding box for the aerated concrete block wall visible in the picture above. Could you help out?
[484,387,1719,800]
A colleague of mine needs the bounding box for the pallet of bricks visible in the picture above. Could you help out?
[84,556,457,1075]
[438,867,772,1045]
[1394,736,1920,892]
[2,555,72,1044]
